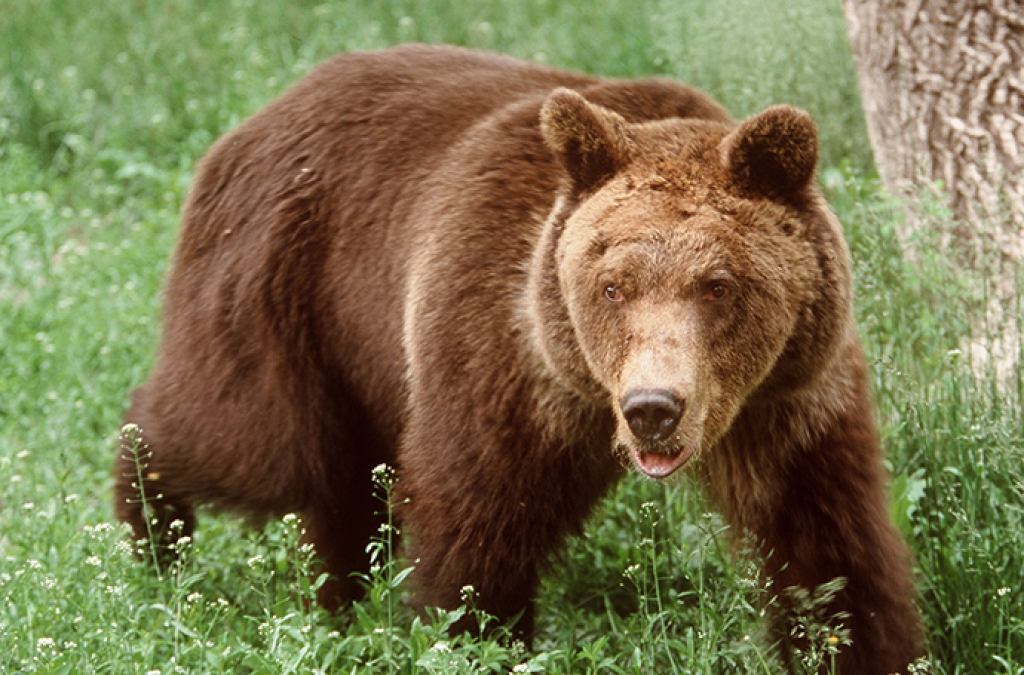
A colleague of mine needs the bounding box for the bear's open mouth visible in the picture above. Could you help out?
[629,444,695,479]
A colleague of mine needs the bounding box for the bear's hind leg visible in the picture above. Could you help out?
[114,425,196,566]
[299,462,386,611]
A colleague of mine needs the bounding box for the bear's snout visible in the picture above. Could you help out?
[620,388,683,442]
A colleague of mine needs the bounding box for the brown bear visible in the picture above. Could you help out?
[115,44,922,673]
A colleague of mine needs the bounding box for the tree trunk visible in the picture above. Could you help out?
[843,0,1023,262]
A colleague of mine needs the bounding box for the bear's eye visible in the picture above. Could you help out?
[604,285,625,303]
[704,282,729,301]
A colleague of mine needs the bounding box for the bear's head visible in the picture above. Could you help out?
[532,88,851,478]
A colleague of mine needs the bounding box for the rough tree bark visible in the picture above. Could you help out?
[843,0,1023,262]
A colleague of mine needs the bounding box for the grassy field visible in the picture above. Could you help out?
[1,0,1021,672]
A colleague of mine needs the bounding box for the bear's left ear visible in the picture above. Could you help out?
[540,88,635,193]
[719,105,818,200]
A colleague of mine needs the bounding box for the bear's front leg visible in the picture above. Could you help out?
[719,395,924,675]
[397,412,620,639]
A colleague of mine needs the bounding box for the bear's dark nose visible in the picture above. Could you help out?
[621,389,684,442]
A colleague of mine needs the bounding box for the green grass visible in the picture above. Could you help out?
[1,0,1021,672]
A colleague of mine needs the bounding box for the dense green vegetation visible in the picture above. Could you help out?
[1,0,1020,672]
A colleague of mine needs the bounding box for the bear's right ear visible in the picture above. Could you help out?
[540,88,634,193]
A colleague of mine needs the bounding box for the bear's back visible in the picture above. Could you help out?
[174,44,595,264]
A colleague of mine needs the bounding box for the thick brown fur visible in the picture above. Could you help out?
[116,44,922,673]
